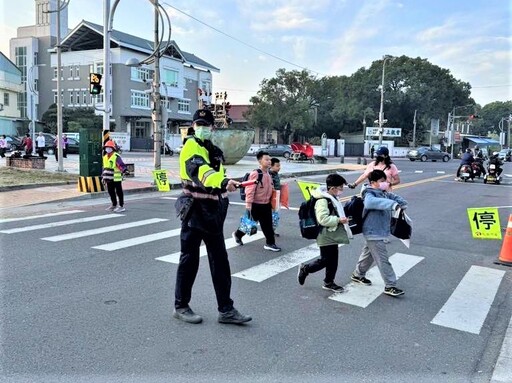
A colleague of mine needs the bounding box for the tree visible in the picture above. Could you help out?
[245,69,318,143]
[477,101,512,135]
[41,105,103,134]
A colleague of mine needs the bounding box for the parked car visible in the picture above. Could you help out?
[260,144,293,158]
[65,137,80,154]
[5,135,23,151]
[498,149,511,162]
[407,147,451,162]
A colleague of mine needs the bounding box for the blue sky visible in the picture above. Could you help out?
[1,0,510,106]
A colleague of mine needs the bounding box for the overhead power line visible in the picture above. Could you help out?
[162,2,326,76]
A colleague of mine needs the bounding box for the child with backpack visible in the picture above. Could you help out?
[297,174,351,292]
[350,169,408,297]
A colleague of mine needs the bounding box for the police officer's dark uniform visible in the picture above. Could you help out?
[173,109,252,325]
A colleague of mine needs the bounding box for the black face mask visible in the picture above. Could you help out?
[376,155,385,162]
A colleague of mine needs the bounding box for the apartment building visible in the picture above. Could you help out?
[0,52,24,134]
[10,0,218,150]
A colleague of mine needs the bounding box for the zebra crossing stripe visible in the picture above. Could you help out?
[0,210,84,224]
[430,265,505,335]
[92,228,181,251]
[0,214,124,234]
[232,243,323,282]
[491,313,512,383]
[328,253,424,308]
[155,232,266,264]
[41,218,168,242]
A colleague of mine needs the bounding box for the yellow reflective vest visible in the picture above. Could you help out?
[102,152,122,182]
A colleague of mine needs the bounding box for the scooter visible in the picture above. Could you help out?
[483,163,501,185]
[471,158,485,178]
[459,164,474,182]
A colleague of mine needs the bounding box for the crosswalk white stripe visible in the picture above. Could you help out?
[232,243,324,282]
[92,228,180,251]
[430,265,505,335]
[414,170,423,173]
[155,232,266,264]
[0,210,84,224]
[328,253,424,307]
[0,214,124,234]
[41,218,168,242]
[490,313,512,383]
[436,171,446,174]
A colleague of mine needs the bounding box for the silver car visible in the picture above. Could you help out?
[407,147,451,162]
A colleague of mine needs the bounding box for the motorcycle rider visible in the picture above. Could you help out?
[456,148,475,180]
[473,146,486,176]
[488,151,503,177]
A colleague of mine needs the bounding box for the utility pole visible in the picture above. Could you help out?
[56,0,64,171]
[378,55,394,146]
[102,0,112,145]
[152,0,162,170]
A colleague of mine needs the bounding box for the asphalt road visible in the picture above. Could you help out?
[1,159,511,383]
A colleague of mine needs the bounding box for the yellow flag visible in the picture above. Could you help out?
[153,170,171,192]
[297,180,322,200]
[467,207,502,240]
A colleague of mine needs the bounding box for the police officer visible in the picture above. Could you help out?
[173,108,252,325]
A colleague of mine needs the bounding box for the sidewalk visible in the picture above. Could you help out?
[0,153,366,209]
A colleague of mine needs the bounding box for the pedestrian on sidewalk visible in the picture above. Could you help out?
[232,150,281,252]
[173,108,251,325]
[297,173,351,292]
[370,145,375,159]
[102,140,129,213]
[54,134,69,161]
[350,169,408,297]
[0,135,7,158]
[21,133,33,156]
[348,146,400,191]
[35,132,45,157]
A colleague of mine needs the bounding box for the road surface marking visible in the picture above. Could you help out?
[436,171,446,174]
[414,170,423,173]
[92,228,181,251]
[0,214,123,234]
[328,253,424,307]
[156,231,266,264]
[41,218,168,242]
[232,243,329,282]
[431,265,505,334]
[0,210,84,224]
[490,313,512,383]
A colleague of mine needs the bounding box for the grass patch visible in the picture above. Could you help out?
[0,167,78,187]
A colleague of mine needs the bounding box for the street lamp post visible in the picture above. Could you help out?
[125,0,171,171]
[27,64,46,155]
[378,55,394,146]
[45,0,70,172]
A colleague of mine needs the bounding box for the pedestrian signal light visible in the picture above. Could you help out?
[89,73,102,95]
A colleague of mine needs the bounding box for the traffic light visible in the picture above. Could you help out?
[89,73,102,95]
[469,114,480,120]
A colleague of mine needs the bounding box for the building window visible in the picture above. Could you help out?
[4,93,9,106]
[130,67,153,82]
[53,67,57,79]
[60,68,64,80]
[69,90,73,105]
[75,65,80,79]
[178,99,190,113]
[201,80,211,95]
[33,52,38,66]
[15,46,27,83]
[53,91,58,104]
[82,90,87,104]
[61,90,64,105]
[17,93,27,118]
[96,62,104,75]
[34,79,39,92]
[130,90,150,109]
[69,66,74,79]
[94,92,104,104]
[134,121,150,137]
[163,68,179,87]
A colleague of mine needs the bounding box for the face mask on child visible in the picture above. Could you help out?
[105,147,113,154]
[378,181,390,191]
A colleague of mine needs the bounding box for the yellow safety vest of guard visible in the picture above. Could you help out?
[179,138,225,192]
[102,152,122,182]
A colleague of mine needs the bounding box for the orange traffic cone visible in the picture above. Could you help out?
[495,214,512,267]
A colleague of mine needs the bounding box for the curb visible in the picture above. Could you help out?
[0,181,75,192]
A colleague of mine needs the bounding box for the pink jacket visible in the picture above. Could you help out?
[245,168,273,206]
